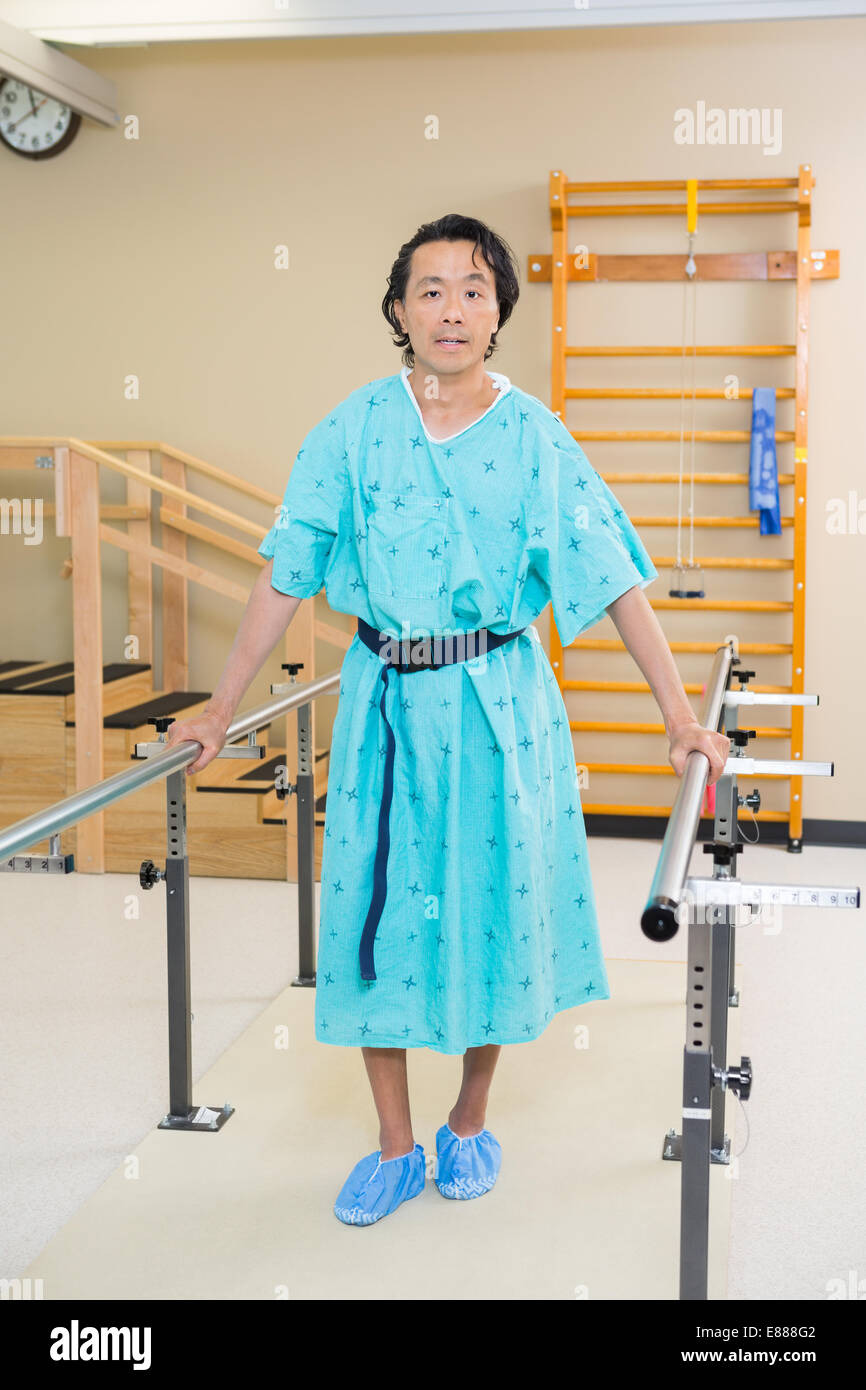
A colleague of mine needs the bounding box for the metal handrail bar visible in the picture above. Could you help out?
[641,640,736,939]
[0,669,342,862]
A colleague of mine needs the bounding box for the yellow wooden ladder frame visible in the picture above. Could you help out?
[528,166,839,844]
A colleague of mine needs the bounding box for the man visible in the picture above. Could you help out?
[167,213,730,1226]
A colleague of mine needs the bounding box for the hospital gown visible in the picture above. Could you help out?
[257,366,658,1054]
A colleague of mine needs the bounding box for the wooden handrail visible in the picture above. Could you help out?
[0,436,282,509]
[96,441,281,508]
[0,437,273,541]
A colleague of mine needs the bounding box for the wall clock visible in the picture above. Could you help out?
[0,77,81,159]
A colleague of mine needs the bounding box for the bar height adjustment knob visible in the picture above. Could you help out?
[714,1056,753,1102]
[139,858,165,890]
[148,716,176,738]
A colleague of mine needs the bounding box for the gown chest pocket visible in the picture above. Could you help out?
[366,490,449,601]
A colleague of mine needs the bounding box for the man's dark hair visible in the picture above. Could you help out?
[381,213,520,368]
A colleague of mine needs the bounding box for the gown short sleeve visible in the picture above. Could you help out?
[258,410,350,599]
[532,421,658,647]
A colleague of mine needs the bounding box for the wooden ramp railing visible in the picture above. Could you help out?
[0,437,350,872]
[529,164,840,848]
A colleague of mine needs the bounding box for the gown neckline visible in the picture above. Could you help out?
[400,364,512,444]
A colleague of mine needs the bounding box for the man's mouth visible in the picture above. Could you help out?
[436,338,466,345]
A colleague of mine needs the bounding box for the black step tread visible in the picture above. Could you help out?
[196,749,329,792]
[65,690,212,729]
[24,662,152,697]
[0,661,74,692]
[0,661,41,674]
[262,805,326,826]
[236,749,329,780]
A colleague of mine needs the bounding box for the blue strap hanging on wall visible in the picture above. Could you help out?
[749,386,781,535]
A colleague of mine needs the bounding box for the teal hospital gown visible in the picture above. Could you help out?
[258,366,657,1054]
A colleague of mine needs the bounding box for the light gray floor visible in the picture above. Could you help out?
[1,834,863,1299]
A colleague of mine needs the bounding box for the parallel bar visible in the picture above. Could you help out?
[641,643,735,939]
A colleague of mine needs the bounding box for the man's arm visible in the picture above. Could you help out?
[164,559,304,774]
[605,585,697,735]
[604,584,731,784]
[203,559,303,725]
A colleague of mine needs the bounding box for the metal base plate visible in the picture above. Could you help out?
[158,1103,234,1132]
[662,1130,732,1165]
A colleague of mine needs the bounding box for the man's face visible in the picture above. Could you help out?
[395,239,500,378]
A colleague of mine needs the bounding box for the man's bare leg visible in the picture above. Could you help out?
[448,1043,502,1137]
[362,1047,415,1159]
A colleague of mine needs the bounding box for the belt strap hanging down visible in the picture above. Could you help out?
[353,617,526,981]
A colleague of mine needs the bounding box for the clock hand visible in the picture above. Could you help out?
[9,96,46,131]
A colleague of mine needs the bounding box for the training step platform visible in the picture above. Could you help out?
[0,659,329,880]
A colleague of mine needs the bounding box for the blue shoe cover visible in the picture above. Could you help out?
[334,1142,426,1225]
[434,1123,502,1200]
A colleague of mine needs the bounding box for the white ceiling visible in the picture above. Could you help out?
[2,0,864,46]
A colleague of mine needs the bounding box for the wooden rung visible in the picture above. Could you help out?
[37,503,150,520]
[314,618,354,652]
[565,640,793,655]
[565,345,795,356]
[649,556,794,571]
[529,251,838,283]
[569,430,796,442]
[582,762,793,777]
[651,599,793,612]
[565,388,796,400]
[160,507,265,565]
[630,516,793,527]
[562,679,793,693]
[570,720,790,737]
[600,472,795,485]
[563,201,798,216]
[564,179,799,192]
[578,801,789,822]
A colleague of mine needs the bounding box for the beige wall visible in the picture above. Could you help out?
[3,17,864,824]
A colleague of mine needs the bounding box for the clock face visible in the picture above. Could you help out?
[0,77,81,159]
